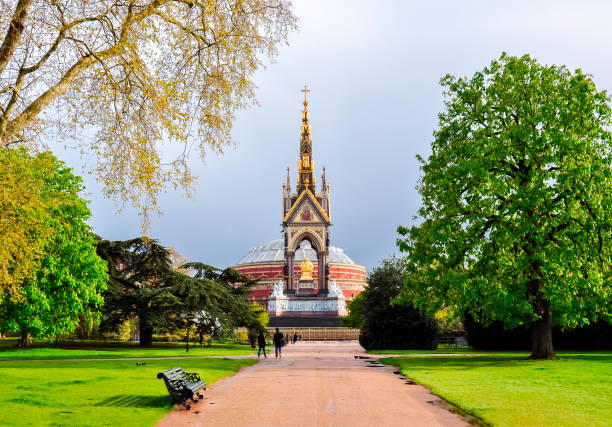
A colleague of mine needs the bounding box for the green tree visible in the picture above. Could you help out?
[181,261,264,335]
[250,301,269,330]
[0,1,296,220]
[97,239,261,346]
[246,301,268,342]
[0,147,57,299]
[0,149,108,346]
[398,54,611,359]
[358,257,437,351]
[341,293,365,329]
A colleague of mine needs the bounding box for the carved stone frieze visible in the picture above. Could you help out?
[268,296,346,314]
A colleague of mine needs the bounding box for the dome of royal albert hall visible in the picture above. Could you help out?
[236,239,356,265]
[232,239,367,307]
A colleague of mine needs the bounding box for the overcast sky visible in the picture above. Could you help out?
[58,0,612,270]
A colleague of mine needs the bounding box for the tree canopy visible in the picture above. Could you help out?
[398,54,611,359]
[0,149,108,345]
[0,148,58,299]
[341,292,365,330]
[96,238,262,345]
[353,257,437,351]
[0,0,296,220]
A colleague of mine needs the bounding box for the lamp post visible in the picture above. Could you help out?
[180,313,195,353]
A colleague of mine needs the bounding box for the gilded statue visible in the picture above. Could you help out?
[300,257,314,281]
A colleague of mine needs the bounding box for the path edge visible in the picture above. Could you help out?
[378,357,490,427]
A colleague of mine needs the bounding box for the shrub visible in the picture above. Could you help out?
[234,330,249,343]
[151,334,182,343]
[358,257,437,351]
[464,314,612,350]
[435,308,464,337]
[359,301,437,350]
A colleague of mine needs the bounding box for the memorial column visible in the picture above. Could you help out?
[285,252,295,292]
[318,252,328,294]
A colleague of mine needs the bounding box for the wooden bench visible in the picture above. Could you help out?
[157,367,206,410]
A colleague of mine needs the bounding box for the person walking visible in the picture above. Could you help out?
[273,327,284,358]
[198,327,204,347]
[257,331,267,359]
[293,332,298,344]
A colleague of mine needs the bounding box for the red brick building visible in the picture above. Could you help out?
[233,239,367,310]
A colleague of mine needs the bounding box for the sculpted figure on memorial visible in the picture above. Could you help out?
[328,280,343,297]
[271,281,285,297]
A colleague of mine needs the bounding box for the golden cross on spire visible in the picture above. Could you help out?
[301,85,310,103]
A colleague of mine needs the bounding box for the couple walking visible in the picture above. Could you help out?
[257,327,286,359]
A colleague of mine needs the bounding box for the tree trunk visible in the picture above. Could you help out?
[0,0,34,75]
[17,331,32,347]
[140,326,153,346]
[139,314,153,346]
[530,297,555,359]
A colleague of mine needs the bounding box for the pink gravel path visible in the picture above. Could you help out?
[156,341,469,427]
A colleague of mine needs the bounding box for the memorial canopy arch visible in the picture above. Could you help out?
[230,87,367,324]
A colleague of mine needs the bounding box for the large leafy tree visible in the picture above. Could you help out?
[0,1,296,218]
[341,293,365,329]
[398,54,611,359]
[0,147,57,298]
[97,239,260,346]
[0,149,108,346]
[180,261,264,336]
[356,257,437,351]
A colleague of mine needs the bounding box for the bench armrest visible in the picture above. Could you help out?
[185,372,201,382]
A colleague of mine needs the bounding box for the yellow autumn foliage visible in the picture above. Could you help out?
[0,1,297,227]
[0,149,60,301]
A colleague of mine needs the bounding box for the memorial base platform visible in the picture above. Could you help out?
[268,316,342,327]
[267,280,348,327]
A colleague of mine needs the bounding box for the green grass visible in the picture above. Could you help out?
[368,348,478,354]
[380,352,612,427]
[0,357,257,426]
[0,338,255,360]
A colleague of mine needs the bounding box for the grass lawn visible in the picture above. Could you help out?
[0,338,255,360]
[380,352,612,427]
[0,357,257,426]
[368,348,478,355]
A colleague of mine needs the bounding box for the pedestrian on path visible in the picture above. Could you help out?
[257,331,267,358]
[293,332,298,344]
[273,328,284,358]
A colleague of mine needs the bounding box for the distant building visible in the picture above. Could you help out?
[234,239,367,309]
[232,87,367,324]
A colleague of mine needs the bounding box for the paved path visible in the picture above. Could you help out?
[157,341,469,427]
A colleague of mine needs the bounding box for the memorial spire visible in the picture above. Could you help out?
[297,85,315,194]
[300,85,312,154]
